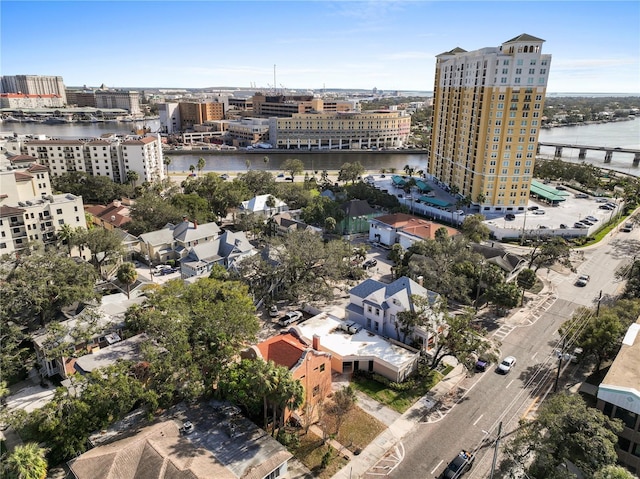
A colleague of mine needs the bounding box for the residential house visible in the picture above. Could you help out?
[84,199,132,231]
[244,332,332,423]
[73,333,149,375]
[139,218,221,264]
[180,230,257,278]
[32,295,145,379]
[270,212,322,236]
[470,243,527,282]
[597,316,640,474]
[290,312,419,382]
[339,199,381,235]
[69,400,292,479]
[369,212,459,249]
[240,194,288,217]
[345,276,442,352]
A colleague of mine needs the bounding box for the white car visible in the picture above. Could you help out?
[575,274,590,287]
[585,216,598,222]
[497,356,516,374]
[279,310,303,326]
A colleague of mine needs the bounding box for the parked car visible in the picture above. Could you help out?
[279,310,303,326]
[555,185,567,190]
[453,210,465,216]
[475,359,489,372]
[527,205,539,211]
[575,274,590,287]
[621,222,634,233]
[575,193,590,199]
[595,197,609,203]
[497,356,516,374]
[362,259,378,269]
[599,204,614,210]
[580,220,594,226]
[505,213,516,221]
[574,222,588,229]
[559,224,567,229]
[441,450,475,478]
[532,209,546,215]
[269,305,279,318]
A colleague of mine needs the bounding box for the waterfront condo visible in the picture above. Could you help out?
[429,34,552,212]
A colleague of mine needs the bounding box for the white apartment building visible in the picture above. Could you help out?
[5,135,165,184]
[158,102,180,134]
[95,90,141,116]
[0,93,65,109]
[1,75,67,104]
[429,34,552,212]
[0,158,86,255]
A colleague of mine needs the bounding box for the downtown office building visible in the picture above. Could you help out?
[428,34,551,212]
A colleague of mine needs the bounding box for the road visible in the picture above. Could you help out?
[384,216,640,479]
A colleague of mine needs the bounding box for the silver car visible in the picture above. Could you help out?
[497,356,516,374]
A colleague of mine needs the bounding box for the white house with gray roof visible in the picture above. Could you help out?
[239,194,288,216]
[139,219,221,264]
[180,230,257,278]
[346,276,442,351]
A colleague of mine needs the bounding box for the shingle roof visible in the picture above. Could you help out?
[0,205,26,217]
[257,333,306,369]
[340,199,377,217]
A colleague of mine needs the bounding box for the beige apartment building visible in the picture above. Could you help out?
[5,135,165,184]
[0,93,65,109]
[179,101,225,130]
[1,75,67,104]
[0,157,86,255]
[429,34,551,212]
[252,93,356,118]
[95,90,141,115]
[269,109,411,150]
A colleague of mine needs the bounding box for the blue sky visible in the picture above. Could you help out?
[2,1,639,93]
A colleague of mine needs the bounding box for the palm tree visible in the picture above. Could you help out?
[4,443,48,479]
[189,164,196,176]
[117,262,138,299]
[57,223,76,255]
[163,157,172,176]
[263,156,270,169]
[197,157,205,176]
[126,170,139,188]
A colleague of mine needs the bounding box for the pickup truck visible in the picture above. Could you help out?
[441,450,475,478]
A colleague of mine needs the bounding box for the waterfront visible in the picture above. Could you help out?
[2,117,639,176]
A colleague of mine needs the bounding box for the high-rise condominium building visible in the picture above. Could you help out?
[0,75,67,104]
[429,34,551,212]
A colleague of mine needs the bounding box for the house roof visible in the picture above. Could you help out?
[504,33,545,43]
[182,230,255,267]
[349,276,439,312]
[372,213,458,240]
[69,420,233,479]
[340,199,377,217]
[139,220,221,247]
[240,194,287,213]
[74,333,149,374]
[121,136,158,145]
[0,205,26,217]
[9,154,39,164]
[470,244,526,273]
[78,401,293,479]
[256,333,307,369]
[292,313,418,370]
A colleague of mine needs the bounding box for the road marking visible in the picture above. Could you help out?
[506,379,514,389]
[431,460,443,475]
[473,414,484,426]
[531,351,538,360]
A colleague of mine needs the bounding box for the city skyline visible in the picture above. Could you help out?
[1,1,639,94]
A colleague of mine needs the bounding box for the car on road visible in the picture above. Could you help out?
[575,274,590,287]
[497,356,517,374]
[362,259,378,269]
[279,310,303,326]
[441,450,475,478]
[269,305,279,318]
[621,222,634,233]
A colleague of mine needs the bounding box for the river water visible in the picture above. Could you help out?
[3,117,639,176]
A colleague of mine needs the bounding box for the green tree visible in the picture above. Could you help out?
[4,442,48,479]
[126,170,140,188]
[329,385,357,433]
[338,161,365,184]
[301,196,344,227]
[183,173,250,219]
[75,227,124,277]
[189,164,195,175]
[282,158,304,182]
[502,394,622,479]
[486,281,521,315]
[197,157,206,176]
[236,170,277,196]
[593,465,637,479]
[116,262,137,298]
[3,251,98,325]
[517,268,537,306]
[127,191,184,235]
[527,236,572,272]
[170,193,216,224]
[163,156,172,176]
[460,214,490,243]
[56,223,78,255]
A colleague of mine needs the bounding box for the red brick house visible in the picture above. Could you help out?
[245,332,332,423]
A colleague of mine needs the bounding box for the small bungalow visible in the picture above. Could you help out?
[369,212,459,249]
[180,230,257,278]
[339,199,381,235]
[139,218,221,264]
[239,194,288,217]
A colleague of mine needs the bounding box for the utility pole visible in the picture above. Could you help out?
[489,421,502,479]
[596,290,603,317]
[554,337,567,392]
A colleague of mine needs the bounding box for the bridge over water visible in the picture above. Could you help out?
[538,142,640,166]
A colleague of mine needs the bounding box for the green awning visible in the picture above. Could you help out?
[530,180,567,202]
[420,197,453,207]
[415,180,432,192]
[392,175,406,186]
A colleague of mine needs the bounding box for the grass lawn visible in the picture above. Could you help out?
[290,433,348,479]
[323,404,387,453]
[351,369,445,413]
